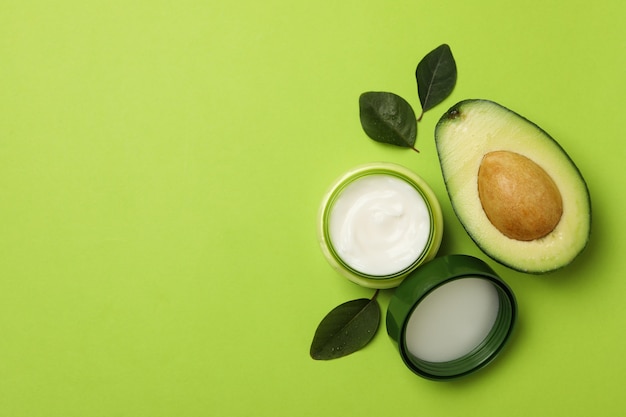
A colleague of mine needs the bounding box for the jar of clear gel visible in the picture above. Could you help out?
[386,254,517,380]
[317,163,443,289]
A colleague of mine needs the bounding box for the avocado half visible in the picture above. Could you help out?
[434,99,591,273]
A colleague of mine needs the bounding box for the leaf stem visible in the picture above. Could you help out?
[416,110,424,122]
[371,289,380,301]
[411,146,420,154]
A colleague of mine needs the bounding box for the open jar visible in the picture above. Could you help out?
[317,162,443,289]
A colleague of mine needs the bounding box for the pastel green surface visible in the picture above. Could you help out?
[0,1,624,416]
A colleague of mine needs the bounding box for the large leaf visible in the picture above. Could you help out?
[359,92,417,149]
[415,44,457,114]
[310,293,380,360]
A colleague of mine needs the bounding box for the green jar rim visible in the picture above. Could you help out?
[317,162,443,289]
[386,254,517,380]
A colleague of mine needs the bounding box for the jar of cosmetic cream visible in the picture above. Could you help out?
[318,163,443,289]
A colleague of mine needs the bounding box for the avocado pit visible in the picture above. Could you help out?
[477,151,563,241]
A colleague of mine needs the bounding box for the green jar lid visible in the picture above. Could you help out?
[386,255,517,380]
[317,162,443,289]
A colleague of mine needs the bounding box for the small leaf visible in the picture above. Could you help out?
[310,292,380,360]
[416,44,457,115]
[359,92,417,148]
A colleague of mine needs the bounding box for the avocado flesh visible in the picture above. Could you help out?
[435,99,591,273]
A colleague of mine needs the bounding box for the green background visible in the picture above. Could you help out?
[1,1,624,416]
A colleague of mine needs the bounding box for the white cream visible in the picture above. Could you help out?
[328,174,431,276]
[405,277,500,362]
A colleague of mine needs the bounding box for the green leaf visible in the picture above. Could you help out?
[415,44,457,115]
[359,92,417,149]
[310,292,380,360]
